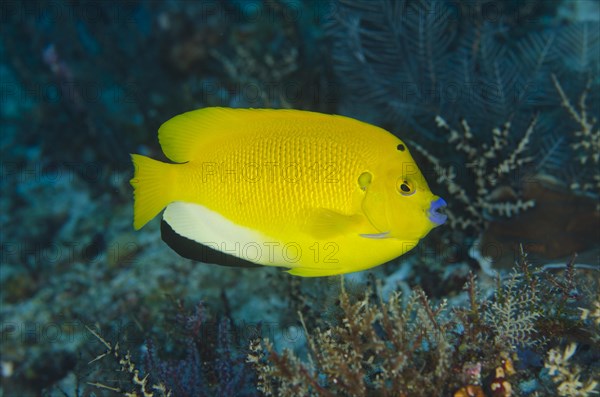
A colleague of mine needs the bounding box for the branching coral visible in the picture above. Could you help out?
[579,291,600,345]
[251,249,598,396]
[484,272,542,350]
[79,249,597,397]
[552,75,600,198]
[411,115,537,232]
[579,299,600,328]
[545,343,599,397]
[248,284,455,396]
[86,325,172,397]
[86,302,258,397]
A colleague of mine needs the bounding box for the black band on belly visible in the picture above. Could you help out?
[160,219,263,268]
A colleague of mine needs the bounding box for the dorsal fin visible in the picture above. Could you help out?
[158,107,333,163]
[158,108,247,163]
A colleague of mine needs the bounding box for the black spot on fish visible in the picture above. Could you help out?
[358,171,372,190]
[161,220,263,268]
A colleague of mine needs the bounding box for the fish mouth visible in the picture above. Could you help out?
[428,197,448,226]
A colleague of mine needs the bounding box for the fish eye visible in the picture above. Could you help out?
[397,143,406,151]
[398,179,416,196]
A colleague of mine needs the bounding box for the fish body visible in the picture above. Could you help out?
[131,108,446,276]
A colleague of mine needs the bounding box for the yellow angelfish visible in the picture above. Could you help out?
[130,108,446,277]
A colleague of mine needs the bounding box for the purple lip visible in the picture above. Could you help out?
[428,197,447,226]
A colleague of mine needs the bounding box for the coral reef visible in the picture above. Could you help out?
[552,75,600,200]
[85,301,258,397]
[545,343,598,397]
[251,250,599,396]
[411,115,538,232]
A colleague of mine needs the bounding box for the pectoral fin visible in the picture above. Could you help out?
[303,208,366,239]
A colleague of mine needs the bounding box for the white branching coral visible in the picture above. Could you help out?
[412,115,537,231]
[552,75,600,166]
[484,273,541,351]
[552,75,600,200]
[579,298,600,344]
[579,299,600,327]
[545,343,599,397]
[86,325,172,397]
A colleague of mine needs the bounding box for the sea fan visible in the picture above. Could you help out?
[328,0,598,143]
[329,0,460,139]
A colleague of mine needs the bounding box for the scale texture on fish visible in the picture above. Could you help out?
[130,107,447,276]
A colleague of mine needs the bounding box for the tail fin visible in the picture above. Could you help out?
[130,154,175,230]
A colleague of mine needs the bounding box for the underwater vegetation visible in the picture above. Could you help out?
[249,251,599,396]
[83,249,599,396]
[85,301,259,397]
[0,0,598,396]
